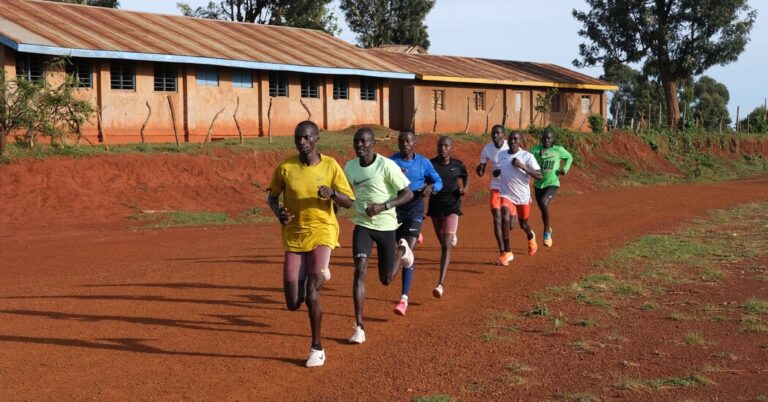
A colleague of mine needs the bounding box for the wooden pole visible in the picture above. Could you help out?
[140,101,151,144]
[204,108,226,143]
[410,92,426,131]
[233,97,244,144]
[719,116,724,133]
[736,106,740,132]
[658,102,663,129]
[167,96,180,147]
[432,97,438,133]
[463,97,471,134]
[96,106,109,151]
[502,104,508,129]
[760,97,767,120]
[299,98,312,121]
[484,93,499,134]
[267,98,273,144]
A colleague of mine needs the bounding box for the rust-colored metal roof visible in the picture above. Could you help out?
[370,50,617,90]
[0,0,413,78]
[374,44,428,54]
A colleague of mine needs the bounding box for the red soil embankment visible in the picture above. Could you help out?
[0,132,763,228]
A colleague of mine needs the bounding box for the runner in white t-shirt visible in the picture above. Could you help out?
[497,131,542,265]
[476,124,509,260]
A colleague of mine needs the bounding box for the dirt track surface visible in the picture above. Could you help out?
[1,177,767,401]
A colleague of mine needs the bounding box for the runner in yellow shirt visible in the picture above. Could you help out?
[267,121,354,368]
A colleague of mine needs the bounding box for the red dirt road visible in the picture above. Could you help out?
[1,177,767,401]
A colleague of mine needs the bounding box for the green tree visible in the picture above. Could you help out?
[176,0,340,35]
[0,73,39,155]
[339,0,435,49]
[691,76,731,130]
[46,0,120,7]
[573,0,756,130]
[739,105,768,133]
[601,61,640,127]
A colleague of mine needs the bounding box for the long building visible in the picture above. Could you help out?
[0,0,616,144]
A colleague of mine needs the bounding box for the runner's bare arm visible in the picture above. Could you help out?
[476,162,486,177]
[267,194,293,224]
[512,158,543,180]
[365,187,414,216]
[318,185,353,208]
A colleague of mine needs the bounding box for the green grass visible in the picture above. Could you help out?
[506,362,533,372]
[414,395,454,402]
[558,392,601,402]
[525,303,550,317]
[740,315,768,333]
[700,267,724,282]
[129,209,271,228]
[575,318,597,327]
[617,374,711,391]
[744,298,768,314]
[684,332,708,346]
[641,302,658,311]
[462,383,483,393]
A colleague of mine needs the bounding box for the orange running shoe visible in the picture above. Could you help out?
[528,233,538,256]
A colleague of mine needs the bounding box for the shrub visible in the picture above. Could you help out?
[588,113,604,133]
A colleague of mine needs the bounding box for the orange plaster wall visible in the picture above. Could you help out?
[533,89,606,132]
[408,83,506,134]
[98,61,184,143]
[325,77,386,131]
[185,67,261,142]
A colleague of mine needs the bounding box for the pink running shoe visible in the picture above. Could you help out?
[394,297,408,316]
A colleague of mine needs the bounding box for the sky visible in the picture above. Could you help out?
[121,0,767,122]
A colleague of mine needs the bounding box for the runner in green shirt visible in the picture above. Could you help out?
[531,128,573,248]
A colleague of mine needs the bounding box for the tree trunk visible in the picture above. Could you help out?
[0,130,7,156]
[660,77,680,130]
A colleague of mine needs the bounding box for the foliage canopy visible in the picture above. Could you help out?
[176,0,340,35]
[339,0,435,49]
[573,0,756,130]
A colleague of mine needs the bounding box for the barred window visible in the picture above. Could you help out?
[154,64,177,92]
[269,72,288,97]
[431,89,445,110]
[232,69,252,88]
[360,78,377,101]
[196,66,218,87]
[473,91,485,111]
[333,77,348,100]
[16,54,45,82]
[66,59,92,88]
[301,75,319,98]
[110,61,135,90]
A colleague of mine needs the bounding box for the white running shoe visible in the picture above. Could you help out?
[450,234,457,246]
[349,325,366,344]
[321,266,331,282]
[306,348,325,368]
[399,238,414,267]
[432,284,444,298]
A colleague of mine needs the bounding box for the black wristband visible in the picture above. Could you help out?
[331,189,337,198]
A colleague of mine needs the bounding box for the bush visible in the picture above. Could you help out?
[588,114,604,133]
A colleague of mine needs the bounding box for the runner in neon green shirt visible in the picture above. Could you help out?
[531,128,573,248]
[344,127,414,344]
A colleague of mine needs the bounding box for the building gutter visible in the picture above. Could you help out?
[0,37,415,80]
[416,74,618,91]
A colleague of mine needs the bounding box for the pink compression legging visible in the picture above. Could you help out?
[283,245,331,282]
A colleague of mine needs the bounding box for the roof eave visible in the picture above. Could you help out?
[3,38,415,79]
[417,74,618,91]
